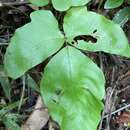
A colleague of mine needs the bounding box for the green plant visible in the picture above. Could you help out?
[104,0,130,9]
[113,7,130,27]
[0,65,11,101]
[29,0,49,7]
[4,1,130,130]
[29,0,91,11]
[0,100,25,130]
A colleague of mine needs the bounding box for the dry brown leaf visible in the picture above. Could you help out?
[115,111,130,125]
[22,96,49,130]
[28,4,39,10]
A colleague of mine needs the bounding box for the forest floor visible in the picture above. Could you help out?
[0,0,130,130]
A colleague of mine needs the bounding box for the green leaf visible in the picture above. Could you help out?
[27,75,39,92]
[3,113,21,130]
[63,7,130,57]
[29,0,49,7]
[0,65,11,101]
[4,10,64,79]
[29,0,91,10]
[0,76,11,101]
[113,7,130,27]
[0,99,27,114]
[40,46,105,130]
[0,100,26,130]
[52,0,91,11]
[104,0,124,9]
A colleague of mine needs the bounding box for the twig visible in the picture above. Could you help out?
[99,52,104,71]
[118,86,130,93]
[103,104,130,119]
[98,67,119,130]
[98,0,104,12]
[0,1,29,7]
[0,43,8,46]
[18,75,26,112]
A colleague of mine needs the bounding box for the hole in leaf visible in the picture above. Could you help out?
[71,41,75,44]
[93,29,97,33]
[55,89,62,95]
[74,35,97,44]
[52,99,57,103]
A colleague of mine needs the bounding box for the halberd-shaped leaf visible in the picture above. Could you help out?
[29,0,49,7]
[64,7,130,57]
[52,0,91,11]
[4,10,64,79]
[41,46,105,130]
[104,0,124,9]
